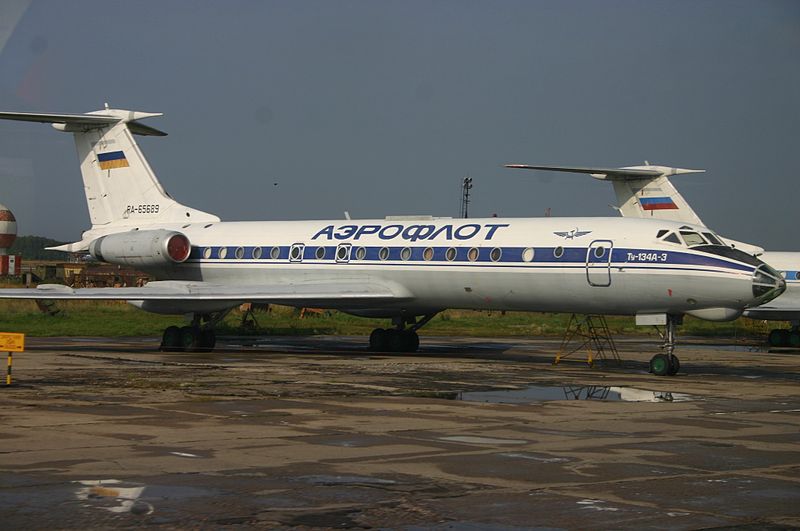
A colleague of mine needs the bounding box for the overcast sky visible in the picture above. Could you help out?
[0,0,798,249]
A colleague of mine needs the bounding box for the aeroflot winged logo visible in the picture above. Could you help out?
[553,228,592,239]
[312,223,510,242]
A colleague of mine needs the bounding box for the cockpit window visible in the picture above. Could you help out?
[658,230,682,245]
[680,231,707,247]
[702,232,724,246]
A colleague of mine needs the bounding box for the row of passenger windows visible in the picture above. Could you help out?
[197,245,606,262]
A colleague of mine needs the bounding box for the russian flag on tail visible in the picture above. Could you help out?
[97,150,129,170]
[639,196,678,210]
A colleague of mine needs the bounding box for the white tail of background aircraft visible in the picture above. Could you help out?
[0,107,219,251]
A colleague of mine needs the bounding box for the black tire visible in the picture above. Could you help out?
[650,353,670,376]
[161,326,182,352]
[405,330,420,353]
[369,328,388,351]
[789,331,800,349]
[768,329,785,347]
[667,355,680,376]
[198,329,216,352]
[386,329,403,352]
[180,326,199,352]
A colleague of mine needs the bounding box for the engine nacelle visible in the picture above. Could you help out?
[89,230,191,267]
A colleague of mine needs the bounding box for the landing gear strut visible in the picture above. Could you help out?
[649,314,681,376]
[369,313,437,353]
[160,309,231,352]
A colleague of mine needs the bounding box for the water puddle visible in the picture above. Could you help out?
[458,385,694,404]
[296,475,397,487]
[440,435,527,445]
[74,479,153,515]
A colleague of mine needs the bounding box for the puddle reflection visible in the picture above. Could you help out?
[458,385,694,404]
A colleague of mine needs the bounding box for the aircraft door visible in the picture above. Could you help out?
[586,240,613,287]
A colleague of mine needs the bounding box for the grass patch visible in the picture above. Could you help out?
[0,298,775,339]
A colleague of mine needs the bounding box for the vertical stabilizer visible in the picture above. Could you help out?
[505,163,706,225]
[0,108,220,231]
[610,166,706,225]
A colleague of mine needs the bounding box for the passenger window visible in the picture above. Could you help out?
[336,244,351,262]
[401,247,412,261]
[290,244,304,262]
[355,247,366,260]
[379,247,390,261]
[445,248,457,261]
[315,246,326,260]
[490,248,502,262]
[423,247,434,261]
[467,248,479,262]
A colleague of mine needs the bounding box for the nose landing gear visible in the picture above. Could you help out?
[369,313,437,353]
[649,314,681,376]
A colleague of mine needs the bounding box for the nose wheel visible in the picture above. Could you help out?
[649,315,681,376]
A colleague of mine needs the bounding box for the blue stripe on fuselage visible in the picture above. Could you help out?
[186,245,755,273]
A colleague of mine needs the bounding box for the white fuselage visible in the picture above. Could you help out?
[135,216,764,318]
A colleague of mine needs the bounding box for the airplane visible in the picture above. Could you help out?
[506,163,800,347]
[0,108,786,377]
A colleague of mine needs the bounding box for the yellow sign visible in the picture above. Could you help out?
[0,333,24,352]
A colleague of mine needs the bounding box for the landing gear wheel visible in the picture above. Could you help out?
[667,355,680,376]
[198,329,216,352]
[650,353,670,376]
[180,326,200,352]
[161,326,182,352]
[768,329,786,347]
[369,328,388,351]
[404,330,420,352]
[789,330,800,348]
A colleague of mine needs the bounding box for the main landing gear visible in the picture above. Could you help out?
[369,313,437,353]
[160,310,230,352]
[649,314,681,377]
[767,322,800,348]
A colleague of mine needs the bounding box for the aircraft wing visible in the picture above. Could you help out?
[743,300,800,321]
[0,280,411,307]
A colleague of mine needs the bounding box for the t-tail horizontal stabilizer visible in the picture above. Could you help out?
[505,163,706,226]
[0,107,220,252]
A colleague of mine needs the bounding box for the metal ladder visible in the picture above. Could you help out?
[554,314,621,367]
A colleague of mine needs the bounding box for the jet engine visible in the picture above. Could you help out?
[89,230,191,267]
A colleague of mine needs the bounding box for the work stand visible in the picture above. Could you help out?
[554,314,621,367]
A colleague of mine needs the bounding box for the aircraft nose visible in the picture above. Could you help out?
[751,263,786,305]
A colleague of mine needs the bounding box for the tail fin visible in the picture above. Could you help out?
[505,163,764,254]
[0,107,219,245]
[505,163,706,225]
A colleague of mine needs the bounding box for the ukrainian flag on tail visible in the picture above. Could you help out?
[97,150,129,170]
